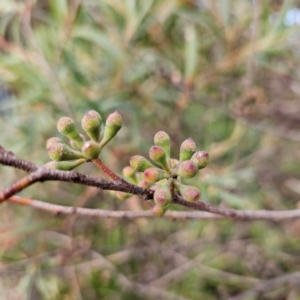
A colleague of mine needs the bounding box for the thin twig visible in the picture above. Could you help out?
[7,196,221,220]
[7,196,300,221]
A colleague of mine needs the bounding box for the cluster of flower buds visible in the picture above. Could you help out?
[44,110,122,170]
[127,131,209,216]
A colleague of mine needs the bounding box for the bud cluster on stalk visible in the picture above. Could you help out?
[126,131,209,216]
[44,110,122,170]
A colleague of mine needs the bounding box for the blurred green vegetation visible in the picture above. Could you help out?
[1,0,300,299]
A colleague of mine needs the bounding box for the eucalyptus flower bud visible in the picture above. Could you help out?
[122,166,137,183]
[177,183,201,202]
[153,186,172,206]
[152,204,169,216]
[122,166,135,178]
[47,143,84,161]
[177,160,198,178]
[179,138,196,161]
[81,141,101,159]
[43,158,86,170]
[191,151,209,169]
[99,111,122,148]
[57,117,83,143]
[154,131,171,159]
[144,167,168,183]
[46,137,64,149]
[130,155,154,172]
[149,145,170,172]
[81,110,102,142]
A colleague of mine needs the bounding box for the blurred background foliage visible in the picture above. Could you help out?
[1,0,300,299]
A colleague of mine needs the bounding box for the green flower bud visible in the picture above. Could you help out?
[177,183,201,202]
[81,141,101,159]
[46,137,64,149]
[179,138,196,161]
[154,131,171,159]
[47,143,84,161]
[144,167,168,183]
[153,186,172,206]
[149,145,170,172]
[81,110,102,142]
[57,117,83,142]
[152,204,169,216]
[130,155,154,172]
[122,166,137,183]
[177,160,198,178]
[191,151,209,169]
[99,111,122,148]
[43,159,86,171]
[70,134,86,151]
[122,166,135,178]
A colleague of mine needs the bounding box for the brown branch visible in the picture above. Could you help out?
[0,146,153,202]
[2,146,300,221]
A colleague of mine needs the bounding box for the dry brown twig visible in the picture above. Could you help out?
[1,145,300,221]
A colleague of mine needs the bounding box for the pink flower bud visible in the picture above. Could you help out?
[122,166,135,178]
[149,145,170,172]
[178,183,201,202]
[153,186,171,206]
[191,151,209,169]
[177,160,198,178]
[144,167,168,183]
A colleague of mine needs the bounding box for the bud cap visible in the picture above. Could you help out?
[179,138,196,161]
[57,117,82,142]
[178,183,201,202]
[81,110,102,142]
[149,145,170,172]
[154,131,171,158]
[177,160,198,178]
[191,151,209,169]
[99,111,122,148]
